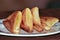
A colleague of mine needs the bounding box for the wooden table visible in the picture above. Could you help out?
[0,9,60,40]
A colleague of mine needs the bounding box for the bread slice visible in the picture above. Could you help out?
[31,7,41,26]
[31,7,43,32]
[21,8,33,32]
[3,11,22,34]
[41,17,59,30]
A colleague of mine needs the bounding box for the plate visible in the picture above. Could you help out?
[0,19,60,37]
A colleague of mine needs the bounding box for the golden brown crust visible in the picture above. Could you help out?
[21,8,33,32]
[41,16,59,30]
[31,7,41,26]
[31,7,43,32]
[3,11,22,34]
[3,7,59,33]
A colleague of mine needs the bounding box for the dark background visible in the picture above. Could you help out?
[0,0,50,12]
[0,0,60,18]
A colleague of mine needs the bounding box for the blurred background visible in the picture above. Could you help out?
[0,0,60,12]
[0,0,60,19]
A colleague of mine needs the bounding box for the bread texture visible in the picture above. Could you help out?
[3,7,59,33]
[41,17,59,30]
[31,7,43,32]
[3,11,22,34]
[21,8,33,32]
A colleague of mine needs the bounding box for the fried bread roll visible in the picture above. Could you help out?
[21,8,33,32]
[31,7,43,32]
[3,11,22,34]
[41,17,59,30]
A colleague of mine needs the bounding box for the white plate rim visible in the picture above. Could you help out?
[0,31,60,37]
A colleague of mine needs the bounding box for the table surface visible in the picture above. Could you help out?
[0,9,60,40]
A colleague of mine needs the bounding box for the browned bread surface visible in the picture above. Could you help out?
[41,16,59,30]
[21,8,33,32]
[3,11,22,34]
[31,7,43,32]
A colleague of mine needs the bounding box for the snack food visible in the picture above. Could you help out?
[31,7,43,32]
[41,17,59,30]
[3,7,59,34]
[3,11,22,34]
[21,8,33,32]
